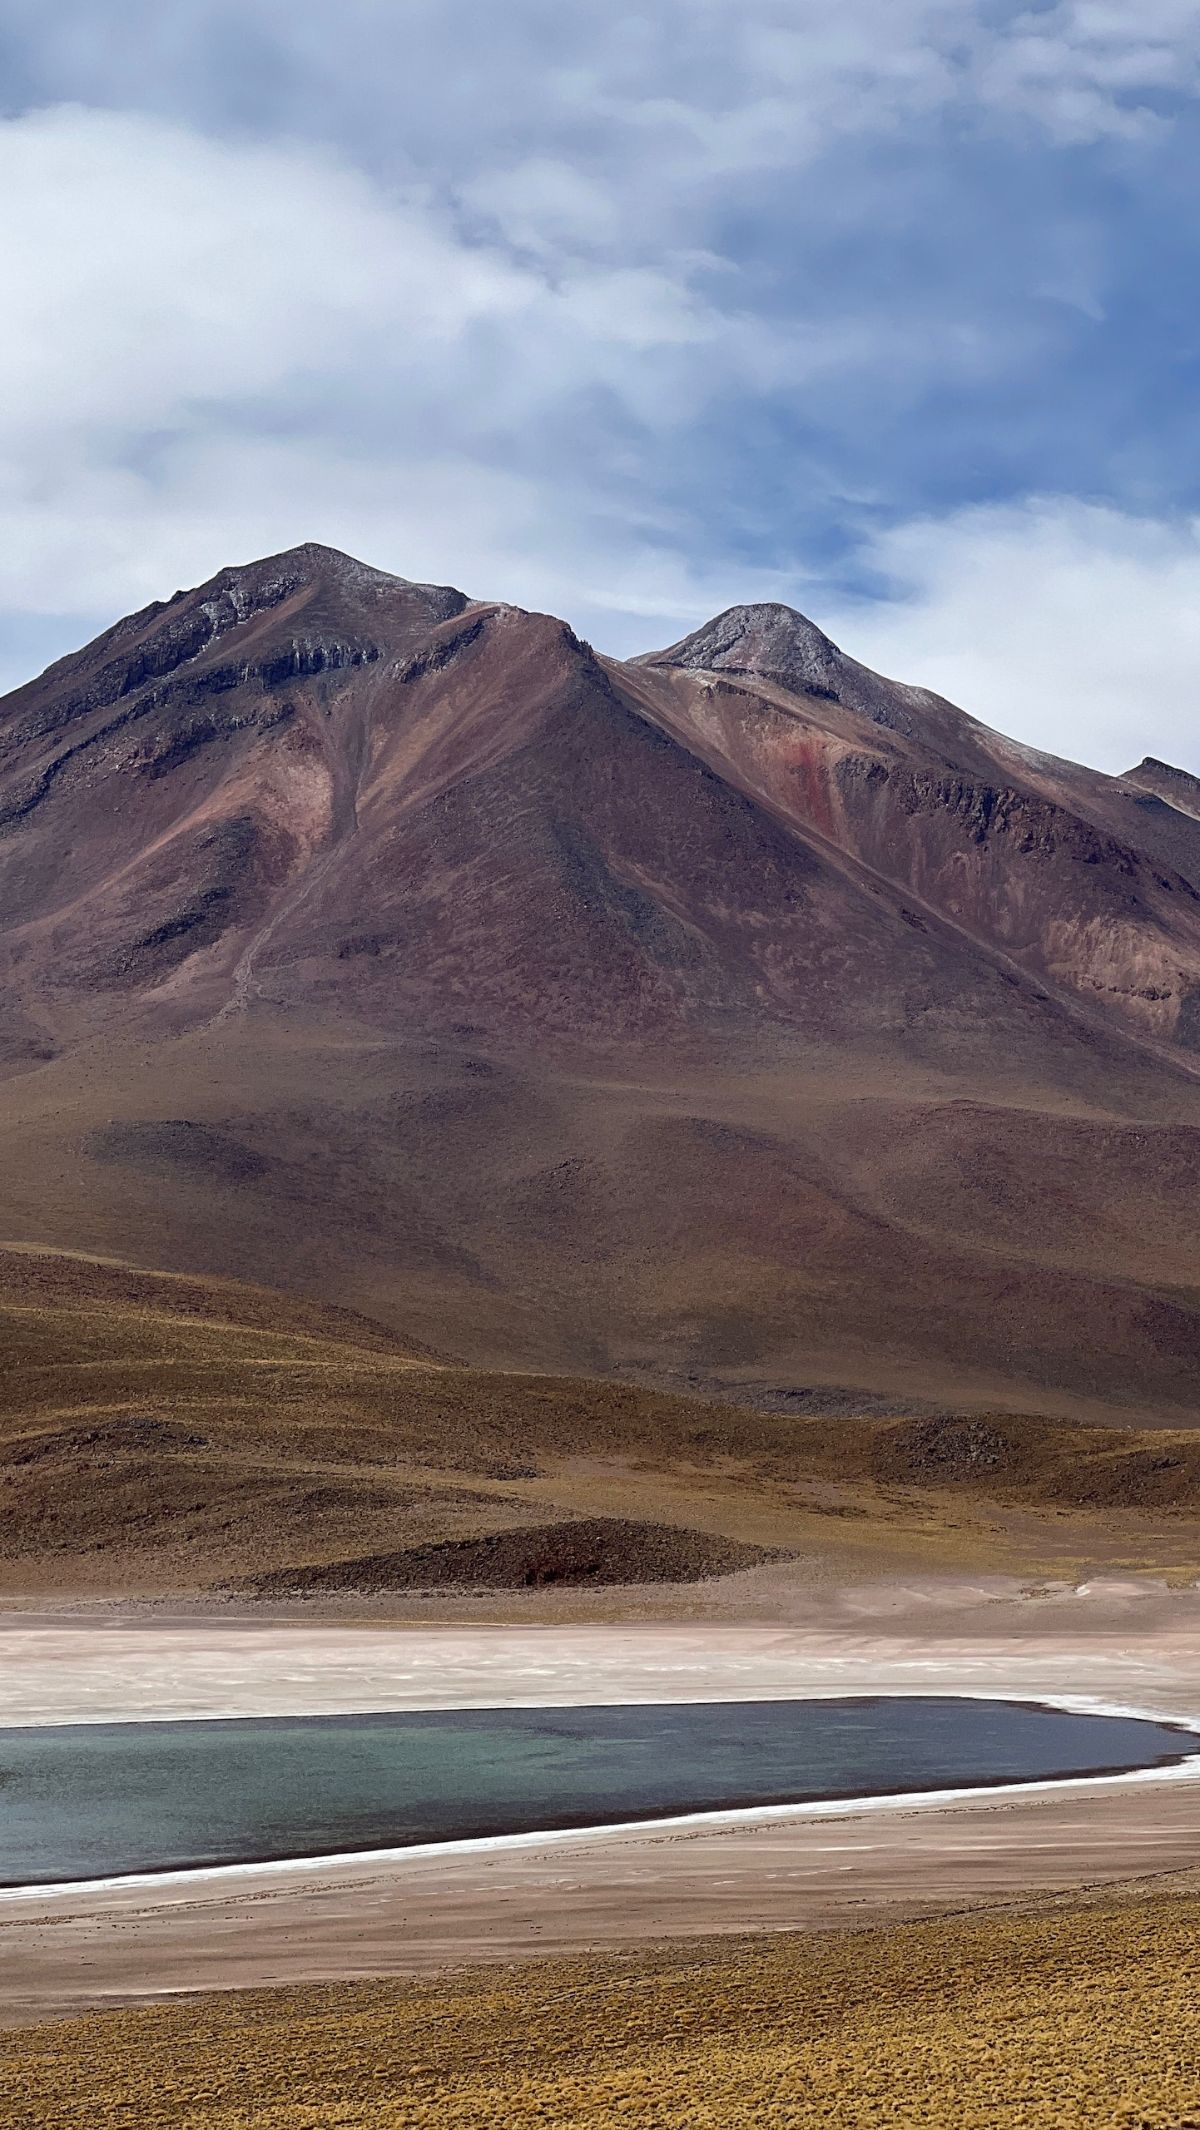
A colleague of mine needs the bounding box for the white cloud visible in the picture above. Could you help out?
[0,100,806,472]
[980,1,1200,127]
[827,499,1200,774]
[0,93,993,676]
[10,1,1200,205]
[459,159,621,257]
[0,103,775,637]
[976,3,1200,143]
[0,105,540,447]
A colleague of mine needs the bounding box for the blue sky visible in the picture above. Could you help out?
[3,0,1200,768]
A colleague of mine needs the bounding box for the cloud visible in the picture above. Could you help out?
[974,3,1200,143]
[0,88,1055,671]
[0,104,776,626]
[3,2,1200,773]
[826,498,1200,774]
[0,106,537,446]
[0,102,758,457]
[458,159,622,257]
[11,1,1200,167]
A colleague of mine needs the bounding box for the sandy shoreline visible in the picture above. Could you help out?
[3,1578,1200,2026]
[5,1577,1200,1727]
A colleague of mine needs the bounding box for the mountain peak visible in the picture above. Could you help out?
[0,543,471,753]
[1127,754,1199,787]
[141,540,469,685]
[639,602,842,695]
[1124,755,1200,817]
[194,541,466,618]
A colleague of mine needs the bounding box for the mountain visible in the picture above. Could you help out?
[2,541,1200,1424]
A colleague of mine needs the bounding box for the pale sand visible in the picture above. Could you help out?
[2,1577,1199,2025]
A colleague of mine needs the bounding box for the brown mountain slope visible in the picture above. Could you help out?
[634,603,1200,1053]
[3,1245,1199,1598]
[1,545,1199,1423]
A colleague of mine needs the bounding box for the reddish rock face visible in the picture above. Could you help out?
[3,542,1200,1417]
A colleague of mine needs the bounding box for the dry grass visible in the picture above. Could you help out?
[4,1244,1200,1597]
[4,1892,1199,2127]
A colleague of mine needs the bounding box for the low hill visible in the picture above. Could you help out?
[2,1249,1198,1600]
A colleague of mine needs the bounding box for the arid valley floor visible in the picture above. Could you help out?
[3,1587,1200,2130]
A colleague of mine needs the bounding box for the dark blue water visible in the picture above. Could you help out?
[0,1696,1190,1886]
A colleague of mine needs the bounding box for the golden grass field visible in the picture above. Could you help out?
[4,1242,1200,1597]
[4,1889,1199,2128]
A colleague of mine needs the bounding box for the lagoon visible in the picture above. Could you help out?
[0,1695,1190,1887]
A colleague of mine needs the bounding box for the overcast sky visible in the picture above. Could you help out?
[3,0,1200,769]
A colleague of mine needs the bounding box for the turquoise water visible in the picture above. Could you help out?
[0,1696,1189,1886]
